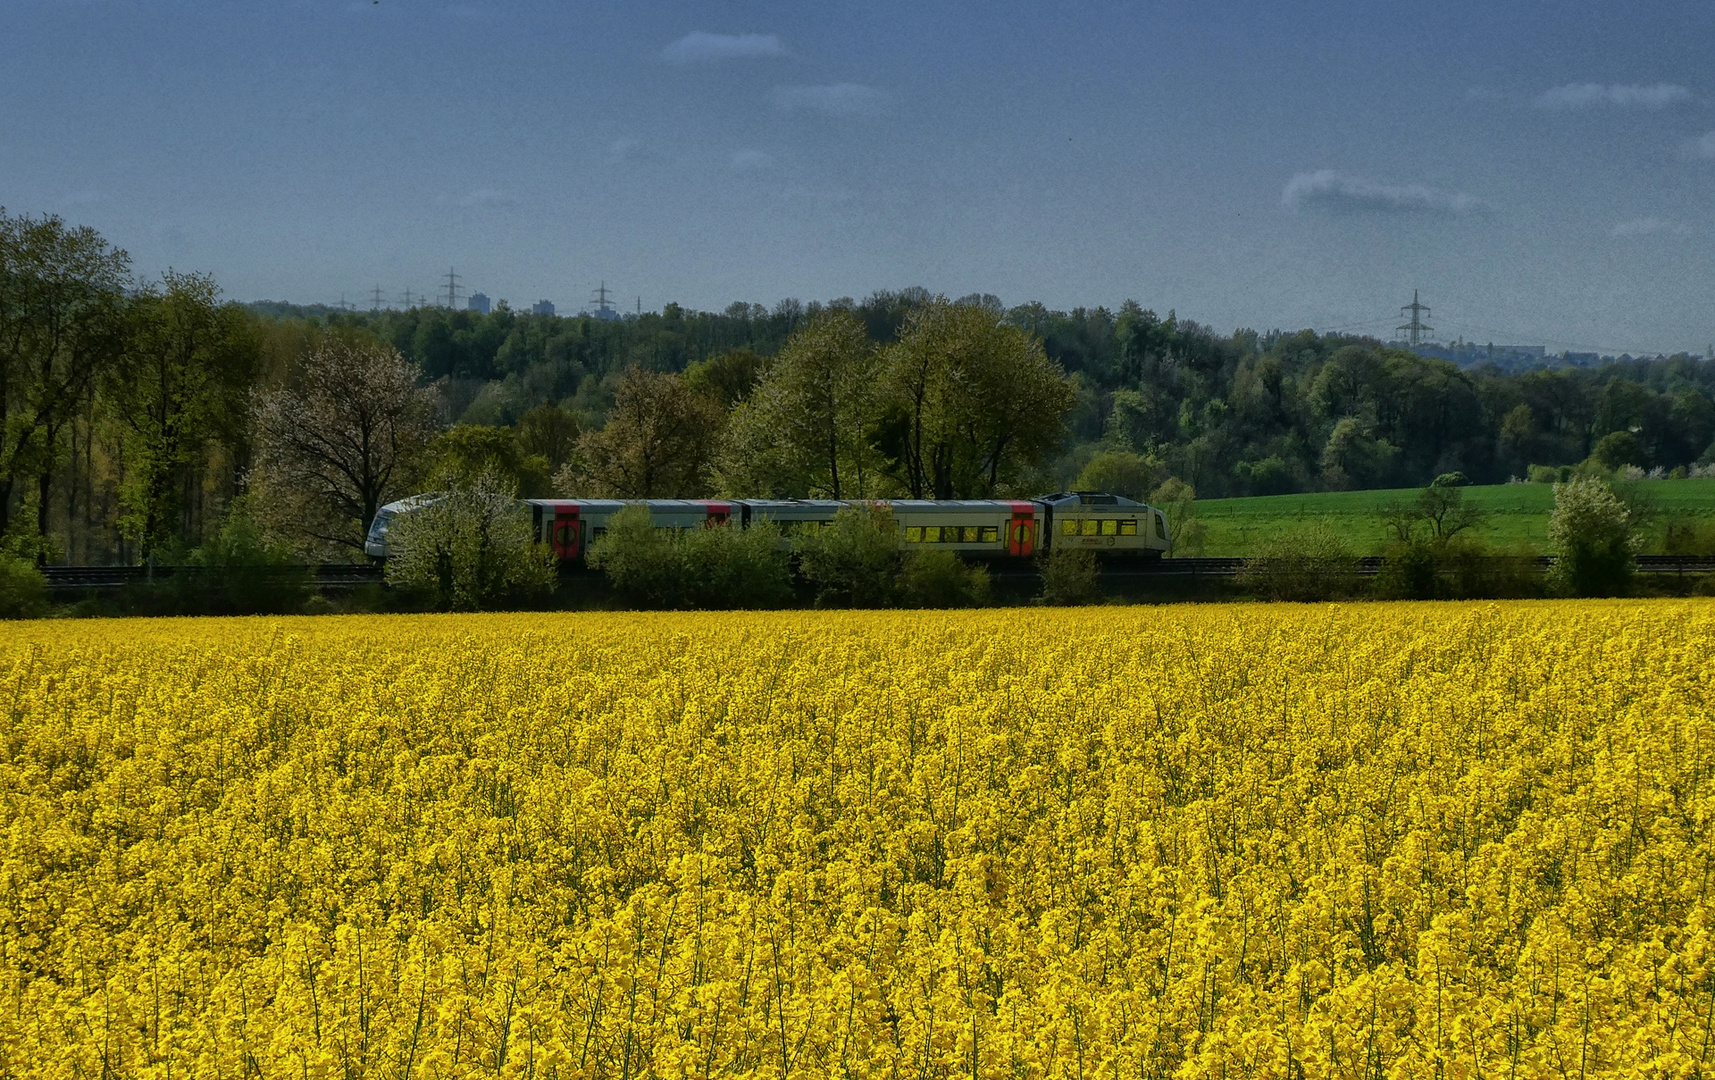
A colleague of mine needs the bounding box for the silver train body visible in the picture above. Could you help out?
[365,490,1171,561]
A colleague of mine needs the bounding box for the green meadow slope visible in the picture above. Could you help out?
[1186,478,1715,556]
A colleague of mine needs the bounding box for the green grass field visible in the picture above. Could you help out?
[1186,478,1715,556]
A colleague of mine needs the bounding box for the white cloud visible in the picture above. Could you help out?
[771,83,889,118]
[661,31,784,65]
[1610,217,1694,238]
[730,149,773,172]
[1682,132,1715,159]
[1534,82,1692,109]
[1281,170,1488,215]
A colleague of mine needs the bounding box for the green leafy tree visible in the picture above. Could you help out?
[515,402,580,474]
[1547,477,1639,596]
[883,298,1073,498]
[383,471,556,610]
[1591,430,1645,471]
[716,311,882,498]
[1151,477,1204,556]
[683,348,766,408]
[1382,481,1486,545]
[0,209,130,543]
[108,272,258,561]
[429,424,551,496]
[561,368,723,497]
[1073,449,1161,500]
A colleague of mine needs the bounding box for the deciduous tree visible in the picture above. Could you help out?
[883,298,1072,498]
[715,311,881,498]
[560,368,722,497]
[0,210,129,544]
[107,271,257,560]
[250,337,439,558]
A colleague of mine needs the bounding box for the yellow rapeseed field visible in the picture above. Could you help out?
[1,602,1712,1078]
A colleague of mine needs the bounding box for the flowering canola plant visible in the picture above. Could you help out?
[1,602,1713,1078]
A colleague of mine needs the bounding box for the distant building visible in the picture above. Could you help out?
[532,299,555,316]
[467,292,491,315]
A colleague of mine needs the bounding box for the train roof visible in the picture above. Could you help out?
[1034,491,1149,510]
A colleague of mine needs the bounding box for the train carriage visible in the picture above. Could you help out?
[526,499,735,561]
[889,500,1043,558]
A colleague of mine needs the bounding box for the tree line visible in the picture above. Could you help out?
[6,208,1714,567]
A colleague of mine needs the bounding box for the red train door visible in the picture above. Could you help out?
[704,502,732,527]
[1008,503,1037,556]
[552,506,581,559]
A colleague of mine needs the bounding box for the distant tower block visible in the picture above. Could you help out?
[468,292,491,315]
[1397,290,1433,346]
[531,299,556,316]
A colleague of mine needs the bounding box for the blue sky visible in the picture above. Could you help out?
[5,0,1713,354]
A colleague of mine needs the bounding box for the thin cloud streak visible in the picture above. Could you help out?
[1534,82,1692,109]
[771,83,889,117]
[1682,132,1715,159]
[1611,217,1694,238]
[661,32,785,65]
[1281,170,1488,215]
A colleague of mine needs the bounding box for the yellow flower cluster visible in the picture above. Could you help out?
[2,602,1713,1078]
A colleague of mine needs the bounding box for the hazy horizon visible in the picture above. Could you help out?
[6,0,1712,355]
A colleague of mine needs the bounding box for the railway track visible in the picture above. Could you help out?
[41,555,1715,592]
[42,564,386,591]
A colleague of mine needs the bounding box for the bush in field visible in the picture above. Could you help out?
[588,505,793,609]
[796,504,900,608]
[1240,520,1358,602]
[898,548,990,608]
[384,472,556,610]
[675,518,794,609]
[1548,477,1640,597]
[1038,546,1101,605]
[0,552,47,619]
[187,501,311,614]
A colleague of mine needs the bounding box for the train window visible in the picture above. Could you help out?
[1061,519,1079,536]
[904,526,923,543]
[980,526,999,542]
[1100,519,1118,536]
[1119,520,1138,536]
[1081,519,1100,536]
[591,526,607,539]
[962,526,980,542]
[1155,514,1167,539]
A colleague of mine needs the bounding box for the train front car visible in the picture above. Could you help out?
[1035,491,1171,557]
[364,493,445,558]
[890,500,1043,559]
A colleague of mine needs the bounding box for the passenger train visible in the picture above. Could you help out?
[365,490,1172,562]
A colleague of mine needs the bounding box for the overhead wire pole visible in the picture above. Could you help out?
[1397,290,1433,346]
[371,284,384,312]
[443,267,461,309]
